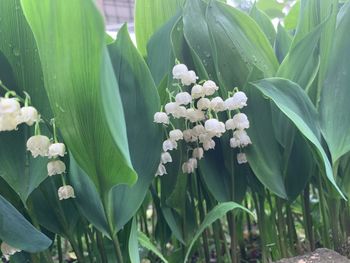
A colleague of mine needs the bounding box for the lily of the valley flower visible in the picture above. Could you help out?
[155,163,167,176]
[154,112,169,124]
[48,143,66,158]
[26,135,50,157]
[163,139,177,152]
[58,185,76,200]
[237,153,248,164]
[47,160,66,176]
[18,106,39,126]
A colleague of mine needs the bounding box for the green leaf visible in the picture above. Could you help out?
[252,78,344,198]
[274,24,292,64]
[206,1,279,91]
[21,0,137,194]
[249,4,276,46]
[108,25,162,230]
[0,194,52,253]
[135,0,184,56]
[138,232,168,263]
[184,202,253,263]
[284,1,300,30]
[129,218,140,263]
[319,1,350,164]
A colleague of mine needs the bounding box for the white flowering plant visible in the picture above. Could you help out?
[1,0,350,262]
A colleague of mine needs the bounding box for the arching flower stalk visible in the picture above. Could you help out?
[153,63,252,175]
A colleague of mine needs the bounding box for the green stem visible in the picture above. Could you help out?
[84,231,94,263]
[96,231,108,263]
[57,236,63,263]
[67,234,85,263]
[275,197,288,258]
[318,177,331,248]
[302,184,315,251]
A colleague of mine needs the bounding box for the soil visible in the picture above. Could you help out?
[275,248,350,263]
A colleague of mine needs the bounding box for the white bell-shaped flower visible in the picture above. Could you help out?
[58,185,76,200]
[232,113,250,130]
[199,132,212,144]
[162,139,177,151]
[1,242,21,258]
[154,112,169,124]
[186,108,205,123]
[0,115,19,131]
[164,102,178,115]
[189,158,198,169]
[193,147,204,160]
[155,163,167,176]
[183,129,193,142]
[192,124,205,136]
[203,139,215,151]
[191,84,205,99]
[225,91,248,110]
[172,64,188,80]
[0,98,20,115]
[26,135,50,157]
[197,98,211,110]
[237,153,248,164]
[203,80,219,96]
[210,97,225,112]
[182,159,196,174]
[18,106,38,126]
[47,160,66,176]
[230,137,239,148]
[169,129,183,141]
[172,105,187,118]
[161,152,172,164]
[204,119,225,136]
[225,119,235,130]
[181,70,198,86]
[233,130,252,147]
[48,143,66,158]
[175,92,192,106]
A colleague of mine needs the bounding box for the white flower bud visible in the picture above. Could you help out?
[191,85,205,99]
[232,113,249,130]
[186,108,205,123]
[164,102,178,115]
[0,115,19,131]
[189,158,198,169]
[193,147,204,160]
[197,98,211,110]
[225,119,235,130]
[48,143,66,158]
[232,130,252,148]
[58,185,76,200]
[225,91,248,110]
[18,106,38,126]
[210,97,225,112]
[163,139,177,151]
[154,112,169,124]
[155,163,167,176]
[181,70,198,86]
[192,124,205,136]
[161,152,172,164]
[175,92,192,106]
[172,105,187,118]
[203,139,215,151]
[169,129,183,141]
[26,135,50,157]
[1,242,21,257]
[0,98,20,115]
[203,80,219,96]
[47,160,66,176]
[237,153,248,164]
[182,159,196,174]
[172,64,188,79]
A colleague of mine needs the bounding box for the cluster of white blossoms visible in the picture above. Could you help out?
[0,242,21,260]
[0,84,75,201]
[153,64,252,176]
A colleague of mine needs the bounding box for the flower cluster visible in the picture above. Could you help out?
[154,64,252,176]
[0,83,75,201]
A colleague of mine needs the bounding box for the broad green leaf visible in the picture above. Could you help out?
[252,78,344,198]
[245,83,287,199]
[256,0,284,18]
[129,218,140,263]
[0,194,51,253]
[206,1,279,91]
[147,13,181,85]
[249,4,276,46]
[135,0,184,56]
[21,0,137,194]
[320,1,350,164]
[284,1,300,30]
[274,24,292,67]
[184,202,253,263]
[108,26,162,230]
[138,232,168,263]
[183,0,216,80]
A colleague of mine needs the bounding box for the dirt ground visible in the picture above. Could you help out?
[275,248,350,263]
